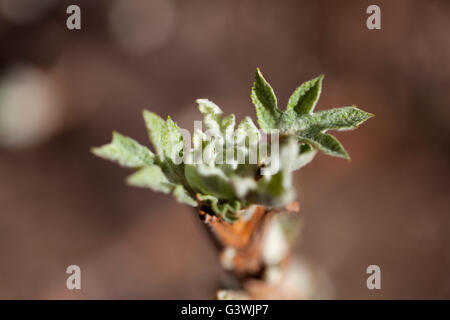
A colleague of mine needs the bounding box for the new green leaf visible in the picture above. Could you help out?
[91,131,154,168]
[251,68,282,130]
[127,166,198,206]
[297,106,374,132]
[297,131,349,159]
[126,165,173,193]
[143,110,184,163]
[287,74,323,115]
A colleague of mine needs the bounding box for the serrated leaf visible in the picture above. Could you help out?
[298,131,349,159]
[142,110,184,163]
[291,106,373,160]
[91,131,154,168]
[299,106,374,132]
[249,69,372,161]
[126,165,174,193]
[143,110,167,156]
[142,110,186,185]
[287,75,323,115]
[127,166,197,206]
[251,68,282,130]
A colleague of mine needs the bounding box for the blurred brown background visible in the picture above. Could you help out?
[0,0,449,299]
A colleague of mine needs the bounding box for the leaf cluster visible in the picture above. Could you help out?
[92,69,373,222]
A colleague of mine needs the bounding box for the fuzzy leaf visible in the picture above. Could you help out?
[143,110,185,183]
[126,165,174,193]
[91,131,154,168]
[127,166,197,206]
[297,131,349,159]
[287,75,323,115]
[251,68,282,130]
[298,106,374,132]
[143,110,167,156]
[292,106,373,159]
[197,99,222,133]
[234,117,261,165]
[197,99,222,116]
[221,114,236,141]
[236,117,260,142]
[143,110,184,162]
